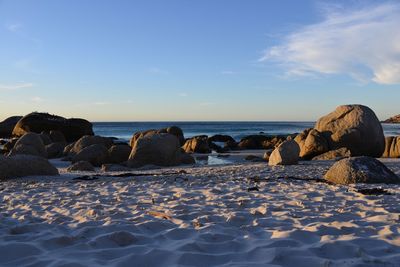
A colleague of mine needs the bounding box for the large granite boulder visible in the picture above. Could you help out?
[0,116,22,138]
[0,155,59,180]
[382,136,400,158]
[107,144,131,163]
[129,126,185,147]
[127,133,193,168]
[324,156,399,184]
[8,133,47,158]
[268,140,300,166]
[68,135,114,156]
[12,112,93,142]
[71,144,109,166]
[312,147,351,161]
[183,135,211,153]
[294,128,329,159]
[315,105,384,157]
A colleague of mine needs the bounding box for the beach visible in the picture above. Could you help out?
[1,157,399,267]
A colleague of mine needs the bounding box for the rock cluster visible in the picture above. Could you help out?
[295,105,385,159]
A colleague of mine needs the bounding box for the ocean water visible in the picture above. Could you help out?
[93,122,400,142]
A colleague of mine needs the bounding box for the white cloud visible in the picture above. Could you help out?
[178,93,188,97]
[147,67,169,74]
[221,70,236,75]
[0,82,34,91]
[261,2,400,84]
[31,96,43,102]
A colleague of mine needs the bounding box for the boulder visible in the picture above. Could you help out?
[69,135,113,155]
[268,140,300,166]
[67,161,95,172]
[315,105,384,157]
[71,144,108,166]
[12,112,94,142]
[238,135,288,150]
[107,144,131,163]
[127,133,193,168]
[382,136,400,158]
[208,135,237,152]
[2,138,19,153]
[0,155,59,180]
[49,130,67,144]
[208,135,236,143]
[8,133,47,158]
[45,142,65,159]
[263,149,273,161]
[294,128,329,159]
[183,135,211,153]
[0,116,22,138]
[312,147,351,161]
[129,126,185,147]
[101,164,131,172]
[324,156,400,184]
[39,132,52,145]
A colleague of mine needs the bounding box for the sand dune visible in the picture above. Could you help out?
[0,160,399,266]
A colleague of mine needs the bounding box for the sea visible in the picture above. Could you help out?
[93,122,400,142]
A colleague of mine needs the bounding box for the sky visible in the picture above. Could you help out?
[0,0,399,121]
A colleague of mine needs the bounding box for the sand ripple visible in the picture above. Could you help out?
[1,161,400,266]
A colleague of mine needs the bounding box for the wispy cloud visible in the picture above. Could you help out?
[5,22,22,32]
[199,102,215,106]
[178,93,188,97]
[261,2,400,84]
[221,70,236,75]
[0,82,34,91]
[147,67,169,74]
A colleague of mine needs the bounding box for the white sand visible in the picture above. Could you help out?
[1,159,400,266]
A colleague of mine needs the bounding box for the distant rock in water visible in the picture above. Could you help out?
[0,116,22,138]
[238,135,288,150]
[315,105,384,157]
[383,114,400,123]
[12,112,94,142]
[324,156,399,184]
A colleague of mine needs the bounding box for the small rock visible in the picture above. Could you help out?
[268,140,300,166]
[67,161,95,172]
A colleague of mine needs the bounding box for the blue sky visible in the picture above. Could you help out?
[0,0,399,121]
